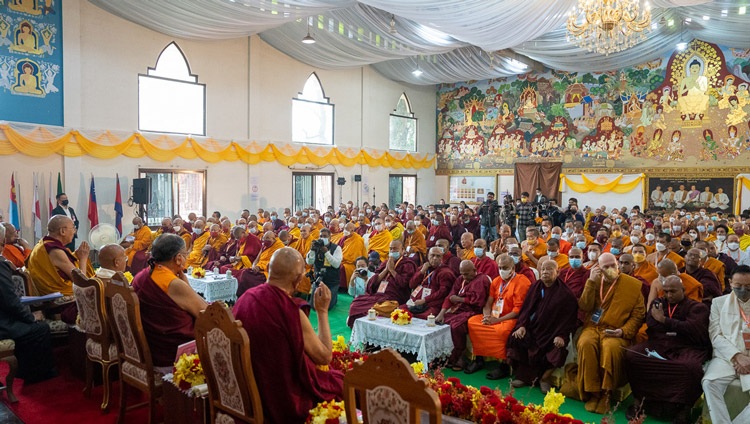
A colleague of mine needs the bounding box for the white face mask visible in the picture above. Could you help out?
[630,236,640,245]
[645,233,655,241]
[588,251,598,261]
[194,228,203,235]
[173,226,181,232]
[717,235,726,242]
[499,268,514,280]
[343,230,351,237]
[655,242,667,252]
[728,242,740,251]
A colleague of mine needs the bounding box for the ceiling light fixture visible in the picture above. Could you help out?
[302,21,316,44]
[412,68,423,77]
[566,0,651,56]
[388,15,397,35]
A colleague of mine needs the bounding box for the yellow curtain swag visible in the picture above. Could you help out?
[738,176,750,191]
[0,124,435,169]
[560,173,645,194]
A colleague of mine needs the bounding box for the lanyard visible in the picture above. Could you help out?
[422,269,435,287]
[600,276,616,305]
[740,302,750,326]
[498,275,512,297]
[667,302,678,319]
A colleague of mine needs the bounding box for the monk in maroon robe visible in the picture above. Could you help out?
[426,213,452,249]
[558,247,590,298]
[509,245,536,284]
[436,239,460,275]
[471,239,498,280]
[507,261,578,391]
[401,247,456,319]
[206,226,243,271]
[221,232,261,275]
[436,260,490,368]
[624,276,710,422]
[233,248,343,424]
[347,240,417,327]
[132,234,207,368]
[684,248,722,304]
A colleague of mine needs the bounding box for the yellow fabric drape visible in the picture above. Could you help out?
[560,173,645,194]
[0,124,435,169]
[738,176,750,191]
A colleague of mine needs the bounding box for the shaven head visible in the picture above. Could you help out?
[459,259,477,281]
[662,275,685,304]
[98,244,127,272]
[267,247,305,294]
[345,222,357,233]
[657,258,678,277]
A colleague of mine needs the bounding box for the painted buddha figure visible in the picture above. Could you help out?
[678,59,709,117]
[13,62,43,95]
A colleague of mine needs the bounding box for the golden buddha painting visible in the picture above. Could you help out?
[8,0,43,16]
[10,21,43,54]
[11,59,45,96]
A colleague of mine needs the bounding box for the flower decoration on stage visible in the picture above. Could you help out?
[410,361,425,375]
[390,308,412,325]
[306,400,345,424]
[191,267,206,278]
[327,336,368,373]
[172,353,205,391]
[122,271,134,283]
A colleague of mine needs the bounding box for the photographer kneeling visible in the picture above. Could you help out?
[348,256,372,298]
[306,228,343,310]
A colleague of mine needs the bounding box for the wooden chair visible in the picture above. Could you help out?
[105,272,163,424]
[72,268,118,412]
[194,302,263,424]
[0,339,18,403]
[13,269,70,339]
[343,348,441,424]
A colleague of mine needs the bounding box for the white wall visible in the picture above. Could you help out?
[2,0,439,244]
[560,173,644,212]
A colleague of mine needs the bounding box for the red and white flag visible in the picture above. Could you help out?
[32,173,42,241]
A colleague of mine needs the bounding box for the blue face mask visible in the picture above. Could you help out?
[389,251,401,260]
[610,248,621,255]
[576,241,586,249]
[473,247,484,257]
[697,225,706,233]
[707,225,714,232]
[510,255,520,264]
[569,258,582,268]
[551,234,561,240]
[615,218,622,224]
[711,216,718,221]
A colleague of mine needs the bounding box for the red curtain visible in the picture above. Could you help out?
[513,162,562,202]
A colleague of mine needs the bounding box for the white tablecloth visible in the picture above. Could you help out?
[350,317,453,368]
[187,272,238,302]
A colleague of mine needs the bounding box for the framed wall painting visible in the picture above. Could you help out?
[449,176,496,204]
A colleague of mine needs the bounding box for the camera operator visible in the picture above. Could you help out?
[563,198,585,224]
[501,194,516,237]
[516,192,536,242]
[547,198,565,228]
[348,256,373,298]
[306,228,343,310]
[479,192,500,243]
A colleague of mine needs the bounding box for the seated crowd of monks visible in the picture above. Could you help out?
[3,198,750,424]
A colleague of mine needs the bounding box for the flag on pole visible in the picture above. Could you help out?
[9,173,19,229]
[88,175,99,228]
[56,172,63,196]
[114,173,123,234]
[48,172,54,215]
[32,173,42,241]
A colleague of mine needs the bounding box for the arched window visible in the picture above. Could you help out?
[138,42,205,135]
[292,73,334,145]
[389,93,417,151]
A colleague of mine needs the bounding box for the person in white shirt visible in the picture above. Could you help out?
[347,256,372,298]
[710,188,730,210]
[724,235,750,266]
[674,185,687,209]
[651,186,664,208]
[94,244,128,280]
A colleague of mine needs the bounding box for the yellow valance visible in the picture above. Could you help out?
[0,124,435,169]
[560,173,645,194]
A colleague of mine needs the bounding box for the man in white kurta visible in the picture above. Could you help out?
[651,186,664,208]
[674,185,687,209]
[702,265,750,423]
[710,188,730,210]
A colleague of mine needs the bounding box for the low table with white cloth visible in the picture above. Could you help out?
[187,271,238,302]
[349,316,453,369]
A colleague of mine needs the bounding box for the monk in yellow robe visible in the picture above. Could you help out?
[694,240,726,291]
[237,232,284,297]
[174,218,193,252]
[522,228,547,268]
[27,216,94,323]
[328,219,344,244]
[197,224,228,269]
[287,217,301,239]
[185,220,210,268]
[536,238,570,270]
[366,218,393,263]
[456,232,476,261]
[291,224,315,294]
[632,245,658,283]
[403,221,427,265]
[1,223,31,268]
[577,253,645,414]
[386,217,404,242]
[337,223,367,290]
[121,217,152,273]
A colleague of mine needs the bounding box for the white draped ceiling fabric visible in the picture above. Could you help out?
[88,0,750,85]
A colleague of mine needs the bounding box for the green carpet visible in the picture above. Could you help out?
[312,293,674,424]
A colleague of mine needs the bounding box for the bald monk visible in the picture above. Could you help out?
[133,234,207,369]
[632,244,659,284]
[403,220,427,266]
[436,238,460,276]
[684,248,722,305]
[456,232,476,261]
[121,216,152,275]
[402,247,456,319]
[185,221,210,268]
[233,248,343,423]
[508,245,537,285]
[558,247,590,298]
[237,231,284,297]
[365,218,393,263]
[648,259,703,309]
[465,254,532,378]
[1,222,31,268]
[337,223,367,290]
[436,260,491,371]
[207,226,244,272]
[347,240,417,327]
[173,219,193,252]
[471,238,498,280]
[695,240,726,292]
[151,217,173,241]
[328,219,343,244]
[536,238,570,271]
[522,227,548,268]
[287,216,301,239]
[577,253,645,414]
[27,216,92,323]
[354,215,370,236]
[94,244,127,280]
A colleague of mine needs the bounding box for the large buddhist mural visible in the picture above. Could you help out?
[436,40,750,172]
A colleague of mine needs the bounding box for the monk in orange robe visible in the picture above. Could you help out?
[328,219,344,244]
[337,223,367,290]
[366,218,393,263]
[536,238,570,270]
[1,223,31,268]
[185,221,212,268]
[646,234,685,271]
[521,227,547,268]
[174,219,193,252]
[632,245,658,284]
[403,221,427,266]
[237,232,284,297]
[291,224,315,294]
[456,232,476,261]
[121,217,152,274]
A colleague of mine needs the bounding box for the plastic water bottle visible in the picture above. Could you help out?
[226,269,233,279]
[213,267,219,275]
[187,266,194,276]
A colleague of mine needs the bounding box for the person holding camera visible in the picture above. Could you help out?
[348,256,372,298]
[306,228,343,310]
[479,192,500,243]
[501,194,516,238]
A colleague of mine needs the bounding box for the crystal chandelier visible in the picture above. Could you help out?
[566,0,651,56]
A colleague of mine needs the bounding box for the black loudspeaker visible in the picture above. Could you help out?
[133,178,151,204]
[354,175,362,182]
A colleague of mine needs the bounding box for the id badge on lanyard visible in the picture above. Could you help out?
[377,281,389,293]
[491,298,504,318]
[411,284,423,299]
[591,308,603,324]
